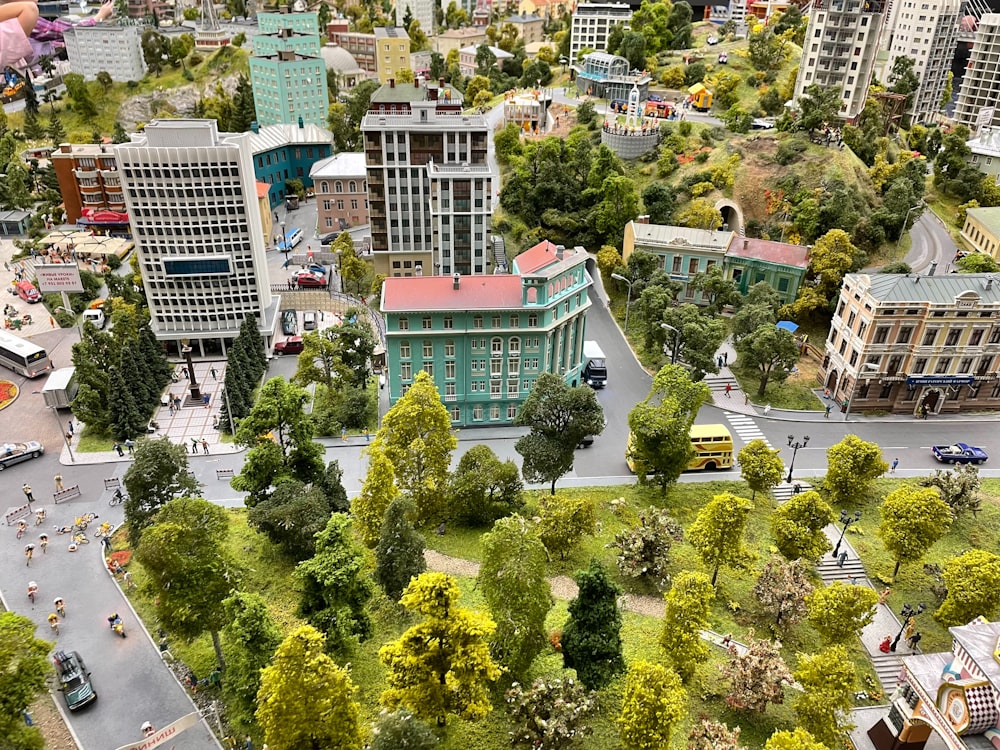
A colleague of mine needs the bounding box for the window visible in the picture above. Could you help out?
[897,326,913,344]
[400,362,412,380]
[422,341,433,358]
[874,326,889,344]
[847,311,857,328]
[450,406,460,421]
[422,316,432,330]
[508,379,519,397]
[839,339,848,356]
[399,341,411,358]
[423,362,434,377]
[490,359,502,377]
[492,315,502,328]
[934,357,951,374]
[445,340,455,356]
[509,337,520,355]
[473,404,483,420]
[507,404,518,420]
[509,315,520,328]
[509,358,520,375]
[491,338,502,356]
[990,328,1000,344]
[446,361,455,379]
[672,257,682,274]
[473,316,483,329]
[945,328,961,346]
[912,357,927,373]
[849,350,859,366]
[490,380,501,398]
[443,316,453,329]
[688,258,699,275]
[399,317,409,331]
[490,404,500,420]
[528,314,538,327]
[922,329,937,346]
[959,357,974,373]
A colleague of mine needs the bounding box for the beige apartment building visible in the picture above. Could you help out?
[375,27,411,83]
[310,152,369,233]
[961,207,1000,259]
[822,272,1000,416]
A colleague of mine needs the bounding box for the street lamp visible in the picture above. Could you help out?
[279,221,287,257]
[610,273,633,333]
[897,202,924,247]
[844,362,880,420]
[785,434,810,484]
[831,509,861,558]
[660,323,679,365]
[890,603,926,652]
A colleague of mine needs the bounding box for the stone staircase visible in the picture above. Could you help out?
[869,652,905,693]
[491,235,508,272]
[771,480,811,504]
[817,550,868,585]
[703,373,739,392]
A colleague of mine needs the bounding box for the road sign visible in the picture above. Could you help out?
[112,712,200,750]
[976,107,995,129]
[35,264,83,293]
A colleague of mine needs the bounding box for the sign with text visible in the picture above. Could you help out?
[112,712,199,750]
[906,376,974,387]
[35,264,83,294]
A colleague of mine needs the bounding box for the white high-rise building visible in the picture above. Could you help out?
[879,0,960,124]
[400,0,435,35]
[795,0,885,121]
[956,13,1000,133]
[569,2,633,64]
[115,120,279,356]
[63,24,146,82]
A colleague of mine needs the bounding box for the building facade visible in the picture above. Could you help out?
[795,0,884,121]
[311,152,369,232]
[503,14,546,44]
[458,44,513,77]
[961,207,1000,259]
[401,0,435,38]
[569,2,633,63]
[433,27,489,55]
[374,27,411,83]
[115,120,279,356]
[362,79,496,278]
[956,13,1000,133]
[380,242,592,427]
[52,143,127,225]
[878,0,959,125]
[248,121,334,208]
[258,9,321,36]
[249,48,329,127]
[966,127,1000,184]
[725,238,810,305]
[328,30,378,73]
[821,272,1000,416]
[575,52,651,100]
[63,24,146,82]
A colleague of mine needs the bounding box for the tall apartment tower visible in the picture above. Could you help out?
[63,25,147,82]
[400,0,435,35]
[956,13,1000,132]
[569,2,633,63]
[795,0,884,121]
[362,79,497,278]
[250,10,328,127]
[879,0,960,124]
[115,120,278,356]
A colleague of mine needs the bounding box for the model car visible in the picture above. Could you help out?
[931,443,988,464]
[54,651,97,711]
[293,272,327,288]
[274,336,304,355]
[0,441,44,470]
[281,310,297,336]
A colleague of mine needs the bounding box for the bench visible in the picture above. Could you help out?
[216,468,235,480]
[104,478,121,490]
[53,485,82,504]
[5,503,31,526]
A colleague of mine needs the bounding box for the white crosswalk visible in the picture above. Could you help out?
[722,412,772,448]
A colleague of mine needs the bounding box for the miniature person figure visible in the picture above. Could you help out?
[879,587,891,605]
[904,617,915,641]
[54,473,63,492]
[879,635,892,653]
[907,632,922,651]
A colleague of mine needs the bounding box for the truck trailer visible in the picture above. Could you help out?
[42,367,78,409]
[582,341,608,388]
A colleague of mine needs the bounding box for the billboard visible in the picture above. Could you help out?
[35,264,84,293]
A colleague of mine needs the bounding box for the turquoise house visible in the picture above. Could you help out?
[380,242,593,427]
[249,120,334,208]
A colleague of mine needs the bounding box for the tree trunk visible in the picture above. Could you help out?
[711,564,719,586]
[757,373,769,397]
[892,559,901,578]
[550,478,557,495]
[210,629,226,672]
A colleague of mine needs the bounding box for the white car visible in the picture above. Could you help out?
[0,441,44,470]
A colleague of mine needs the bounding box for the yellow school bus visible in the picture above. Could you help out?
[626,424,734,473]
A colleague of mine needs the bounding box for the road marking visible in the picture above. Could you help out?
[721,412,772,448]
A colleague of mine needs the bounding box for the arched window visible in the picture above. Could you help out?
[319,181,328,192]
[348,181,357,192]
[334,181,343,193]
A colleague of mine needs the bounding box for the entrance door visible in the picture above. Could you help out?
[919,388,942,416]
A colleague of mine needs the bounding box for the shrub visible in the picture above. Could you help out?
[678,121,693,137]
[691,180,715,196]
[370,709,438,750]
[660,65,687,88]
[695,151,710,163]
[775,137,808,165]
[506,678,596,749]
[608,507,684,589]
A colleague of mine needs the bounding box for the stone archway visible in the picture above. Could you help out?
[715,199,744,236]
[920,388,943,415]
[825,369,840,392]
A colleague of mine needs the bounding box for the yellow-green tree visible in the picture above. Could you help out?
[380,572,502,726]
[738,439,784,501]
[464,75,491,106]
[934,549,1000,626]
[330,231,370,296]
[771,490,835,562]
[878,486,953,577]
[765,728,829,750]
[374,371,457,524]
[618,662,688,750]
[806,581,878,645]
[676,198,723,230]
[353,443,399,547]
[0,612,52,750]
[793,646,856,748]
[824,434,888,505]
[660,571,714,682]
[536,493,597,560]
[687,492,754,585]
[256,625,363,750]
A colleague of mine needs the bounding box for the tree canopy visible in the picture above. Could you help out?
[561,560,626,690]
[824,434,888,504]
[688,492,754,585]
[878,486,953,577]
[123,435,200,546]
[0,612,51,750]
[660,571,714,682]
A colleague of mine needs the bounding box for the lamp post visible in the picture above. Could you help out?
[890,603,926,652]
[897,202,924,247]
[660,323,679,365]
[279,221,287,258]
[831,509,862,558]
[785,434,810,483]
[844,362,880,420]
[610,273,633,333]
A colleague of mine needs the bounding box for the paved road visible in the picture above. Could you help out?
[903,210,957,274]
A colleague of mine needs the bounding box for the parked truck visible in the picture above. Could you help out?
[42,367,78,409]
[582,341,608,388]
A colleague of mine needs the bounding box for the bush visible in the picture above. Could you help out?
[775,137,808,165]
[506,678,596,749]
[678,121,693,137]
[188,53,203,66]
[105,254,122,270]
[657,149,679,177]
[695,151,710,163]
[609,507,684,589]
[685,62,707,86]
[663,133,687,152]
[370,709,438,750]
[691,180,715,196]
[660,65,687,88]
[182,69,194,81]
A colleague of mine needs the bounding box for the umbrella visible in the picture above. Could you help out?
[776,321,799,333]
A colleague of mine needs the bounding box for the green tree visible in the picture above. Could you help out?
[920,464,982,517]
[95,71,113,92]
[479,515,553,679]
[878,486,953,577]
[748,26,787,71]
[736,324,800,396]
[688,719,746,750]
[506,677,595,749]
[561,560,625,690]
[256,625,363,750]
[721,634,793,713]
[464,74,491,106]
[676,198,723,229]
[594,175,640,244]
[375,371,457,524]
[370,709,438,750]
[515,374,605,494]
[660,571,713,682]
[135,497,241,668]
[738,439,784,501]
[795,84,841,132]
[448,445,524,526]
[354,443,400,547]
[108,365,147,440]
[71,322,114,428]
[688,491,754,585]
[765,728,829,750]
[248,479,336,560]
[62,73,97,118]
[956,253,1000,273]
[642,182,676,225]
[374,498,427,603]
[3,160,31,210]
[222,592,282,724]
[771,490,835,562]
[934,549,1000,626]
[296,514,374,653]
[0,612,51,750]
[627,364,710,493]
[793,646,857,748]
[141,29,171,76]
[752,556,813,629]
[536,493,596,560]
[721,104,753,133]
[806,582,878,645]
[618,662,688,750]
[657,302,728,379]
[888,55,920,107]
[824,434,889,504]
[380,572,503,726]
[123,436,199,547]
[609,507,684,589]
[576,100,596,125]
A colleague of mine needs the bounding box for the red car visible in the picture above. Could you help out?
[294,272,326,289]
[274,336,304,355]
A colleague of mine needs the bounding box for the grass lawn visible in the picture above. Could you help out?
[730,357,824,411]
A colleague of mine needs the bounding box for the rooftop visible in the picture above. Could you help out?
[504,13,544,22]
[435,27,488,38]
[374,26,409,39]
[459,44,514,59]
[967,127,1000,158]
[248,122,334,154]
[966,206,1000,239]
[629,221,735,253]
[370,79,463,104]
[255,181,269,199]
[726,237,810,268]
[847,272,1000,305]
[573,2,633,12]
[514,240,586,275]
[382,275,524,312]
[310,151,367,179]
[950,618,1000,691]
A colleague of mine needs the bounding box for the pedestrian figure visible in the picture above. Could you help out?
[341,427,347,441]
[907,632,922,651]
[190,438,199,454]
[744,393,750,405]
[54,473,64,492]
[203,393,210,409]
[879,635,892,653]
[212,415,219,429]
[67,421,74,435]
[763,403,771,416]
[824,404,832,418]
[65,432,73,443]
[201,439,209,455]
[124,439,135,455]
[724,383,732,398]
[25,544,34,566]
[717,355,724,369]
[890,457,899,474]
[363,428,370,442]
[723,351,728,365]
[22,483,33,503]
[210,366,217,380]
[168,403,175,416]
[39,533,48,553]
[904,617,915,641]
[141,722,155,738]
[879,587,891,605]
[113,443,124,457]
[174,396,182,410]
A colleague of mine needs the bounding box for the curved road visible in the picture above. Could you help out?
[903,209,956,274]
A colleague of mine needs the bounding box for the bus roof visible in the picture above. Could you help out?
[0,330,45,353]
[689,424,732,439]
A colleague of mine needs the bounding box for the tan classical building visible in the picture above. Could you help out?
[518,0,574,20]
[310,152,369,233]
[433,27,489,56]
[961,207,1000,259]
[821,272,1000,416]
[503,14,546,44]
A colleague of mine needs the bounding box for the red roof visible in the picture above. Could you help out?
[515,240,563,275]
[382,275,525,312]
[255,182,270,199]
[727,238,809,268]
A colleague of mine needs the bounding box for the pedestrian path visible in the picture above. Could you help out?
[722,411,772,448]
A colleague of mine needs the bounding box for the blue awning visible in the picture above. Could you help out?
[776,321,799,333]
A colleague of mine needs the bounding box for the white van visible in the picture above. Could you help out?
[287,229,304,248]
[82,309,105,329]
[303,311,317,330]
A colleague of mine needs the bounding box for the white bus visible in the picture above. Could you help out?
[0,330,52,378]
